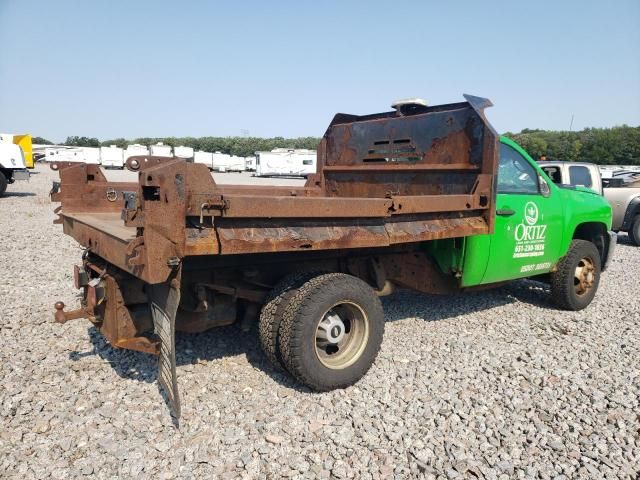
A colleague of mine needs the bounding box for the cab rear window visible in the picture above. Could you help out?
[569,166,593,188]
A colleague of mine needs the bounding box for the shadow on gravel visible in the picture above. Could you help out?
[2,191,36,197]
[381,279,554,323]
[69,279,555,391]
[73,322,305,390]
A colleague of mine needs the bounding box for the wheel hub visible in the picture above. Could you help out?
[314,301,370,370]
[317,312,346,346]
[574,257,595,295]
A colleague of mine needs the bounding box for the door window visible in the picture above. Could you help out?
[568,165,593,188]
[498,143,539,194]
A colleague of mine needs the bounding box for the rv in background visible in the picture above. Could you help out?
[150,143,172,157]
[124,144,149,163]
[80,147,101,164]
[245,156,257,172]
[194,151,214,170]
[174,146,194,161]
[212,152,244,172]
[228,156,246,172]
[255,148,316,177]
[100,145,124,169]
[45,146,100,165]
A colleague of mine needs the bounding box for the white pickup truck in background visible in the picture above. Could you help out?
[0,143,30,196]
[539,161,640,245]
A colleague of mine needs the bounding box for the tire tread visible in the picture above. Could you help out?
[279,273,384,390]
[258,271,323,369]
[550,239,601,311]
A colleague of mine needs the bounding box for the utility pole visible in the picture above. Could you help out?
[569,114,574,132]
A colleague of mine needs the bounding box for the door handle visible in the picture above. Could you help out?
[496,208,516,217]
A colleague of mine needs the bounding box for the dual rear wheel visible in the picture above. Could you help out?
[258,273,385,391]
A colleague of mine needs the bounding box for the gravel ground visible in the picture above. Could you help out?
[1,164,639,479]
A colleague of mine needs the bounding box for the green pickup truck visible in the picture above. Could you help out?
[463,136,615,311]
[51,95,616,416]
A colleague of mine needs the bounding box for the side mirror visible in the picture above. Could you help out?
[539,176,551,197]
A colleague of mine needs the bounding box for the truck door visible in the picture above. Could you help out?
[481,142,564,284]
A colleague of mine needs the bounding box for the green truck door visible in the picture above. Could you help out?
[480,141,564,284]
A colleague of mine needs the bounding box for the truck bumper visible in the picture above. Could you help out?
[603,231,617,271]
[12,169,30,182]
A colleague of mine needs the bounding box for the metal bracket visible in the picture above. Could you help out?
[53,205,63,225]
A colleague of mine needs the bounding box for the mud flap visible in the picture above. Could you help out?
[149,279,181,420]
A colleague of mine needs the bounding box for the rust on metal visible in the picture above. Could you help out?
[51,95,500,355]
[52,96,498,275]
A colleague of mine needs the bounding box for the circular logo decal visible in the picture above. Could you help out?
[524,202,539,225]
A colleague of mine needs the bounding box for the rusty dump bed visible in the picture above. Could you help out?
[51,95,499,285]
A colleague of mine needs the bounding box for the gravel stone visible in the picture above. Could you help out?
[0,165,639,478]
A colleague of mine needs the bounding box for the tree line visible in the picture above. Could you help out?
[504,125,640,165]
[34,124,640,165]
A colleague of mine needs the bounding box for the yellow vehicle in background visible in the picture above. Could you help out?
[0,133,34,168]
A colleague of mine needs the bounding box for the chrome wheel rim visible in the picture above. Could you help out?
[314,302,369,370]
[574,256,595,296]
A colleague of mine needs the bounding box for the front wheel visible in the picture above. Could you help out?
[550,240,601,310]
[628,215,640,246]
[278,273,385,391]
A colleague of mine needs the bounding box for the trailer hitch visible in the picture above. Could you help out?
[54,301,96,324]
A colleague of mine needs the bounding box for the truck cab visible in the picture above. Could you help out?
[463,139,614,291]
[0,143,30,196]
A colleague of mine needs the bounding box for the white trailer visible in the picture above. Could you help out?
[194,151,214,170]
[150,143,172,157]
[211,152,232,172]
[44,147,64,163]
[255,148,316,177]
[245,156,257,171]
[100,145,124,169]
[174,146,194,160]
[124,144,149,162]
[212,154,246,172]
[44,146,99,164]
[228,155,246,172]
[80,147,100,164]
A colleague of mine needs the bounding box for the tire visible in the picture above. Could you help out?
[628,215,640,246]
[258,271,323,369]
[0,171,7,196]
[550,240,601,311]
[279,273,385,391]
